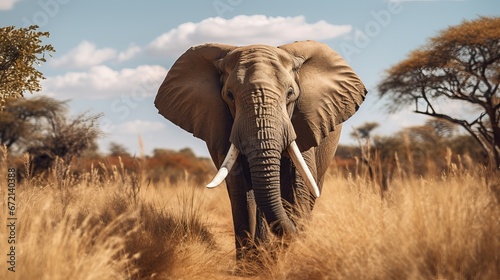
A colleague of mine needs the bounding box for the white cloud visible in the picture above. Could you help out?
[118,45,141,62]
[51,41,141,68]
[148,15,352,55]
[51,41,116,68]
[387,106,429,128]
[0,0,19,10]
[43,64,167,99]
[426,95,483,123]
[119,120,166,134]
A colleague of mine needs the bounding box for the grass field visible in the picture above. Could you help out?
[0,154,499,279]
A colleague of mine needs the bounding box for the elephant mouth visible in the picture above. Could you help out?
[206,141,320,198]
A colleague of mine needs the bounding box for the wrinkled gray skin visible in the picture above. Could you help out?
[155,40,367,260]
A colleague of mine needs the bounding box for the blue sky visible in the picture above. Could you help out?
[1,0,499,157]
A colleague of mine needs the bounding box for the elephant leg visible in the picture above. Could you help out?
[225,162,254,261]
[226,157,270,264]
[289,127,343,224]
[314,125,343,187]
[293,168,316,217]
[209,149,253,259]
[280,157,298,219]
[280,151,317,228]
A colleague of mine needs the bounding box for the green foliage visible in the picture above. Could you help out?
[0,25,55,107]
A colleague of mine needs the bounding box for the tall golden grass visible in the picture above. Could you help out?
[0,148,498,279]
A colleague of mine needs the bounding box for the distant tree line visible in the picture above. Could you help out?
[0,97,214,184]
[0,95,489,185]
[335,119,487,179]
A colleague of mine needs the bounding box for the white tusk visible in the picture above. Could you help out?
[206,144,240,188]
[287,141,320,198]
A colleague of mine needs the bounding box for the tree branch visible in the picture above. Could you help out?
[413,109,490,155]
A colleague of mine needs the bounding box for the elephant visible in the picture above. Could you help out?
[154,40,367,261]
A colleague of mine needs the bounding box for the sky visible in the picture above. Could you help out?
[1,0,499,158]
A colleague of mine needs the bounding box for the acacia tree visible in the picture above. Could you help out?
[108,142,130,157]
[0,25,54,108]
[351,122,379,140]
[0,96,101,173]
[27,110,102,172]
[378,17,500,169]
[0,97,65,149]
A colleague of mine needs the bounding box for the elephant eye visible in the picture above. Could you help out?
[286,87,294,101]
[227,90,235,103]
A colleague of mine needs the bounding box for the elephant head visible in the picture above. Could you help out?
[155,40,366,236]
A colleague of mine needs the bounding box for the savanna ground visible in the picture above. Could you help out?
[0,149,499,280]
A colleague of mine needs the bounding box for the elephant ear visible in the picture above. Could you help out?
[279,41,367,151]
[154,44,236,157]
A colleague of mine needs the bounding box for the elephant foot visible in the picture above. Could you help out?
[233,233,291,276]
[233,245,266,276]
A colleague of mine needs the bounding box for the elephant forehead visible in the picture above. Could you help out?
[235,62,289,87]
[233,44,276,55]
[221,46,296,91]
[237,46,294,66]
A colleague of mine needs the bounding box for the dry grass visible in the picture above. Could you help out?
[266,173,499,279]
[0,150,498,279]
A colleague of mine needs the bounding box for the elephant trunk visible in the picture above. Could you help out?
[246,147,297,236]
[230,103,298,236]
